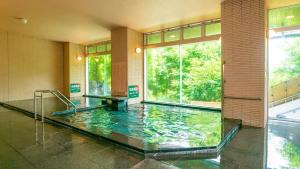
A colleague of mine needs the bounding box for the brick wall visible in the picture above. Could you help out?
[221,0,266,127]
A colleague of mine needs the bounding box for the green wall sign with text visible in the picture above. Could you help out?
[128,85,139,98]
[70,83,81,93]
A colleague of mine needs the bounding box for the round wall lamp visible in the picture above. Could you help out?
[135,48,142,54]
[76,55,83,61]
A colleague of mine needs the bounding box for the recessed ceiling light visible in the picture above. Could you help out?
[286,15,294,19]
[14,17,28,24]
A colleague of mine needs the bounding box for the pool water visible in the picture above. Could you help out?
[52,103,222,151]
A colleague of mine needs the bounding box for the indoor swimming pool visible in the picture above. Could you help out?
[0,97,241,159]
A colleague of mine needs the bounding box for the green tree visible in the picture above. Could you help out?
[270,38,300,86]
[146,40,221,105]
[88,54,111,95]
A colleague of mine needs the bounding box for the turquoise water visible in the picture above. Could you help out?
[52,104,222,150]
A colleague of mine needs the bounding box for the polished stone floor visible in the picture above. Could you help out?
[0,106,300,169]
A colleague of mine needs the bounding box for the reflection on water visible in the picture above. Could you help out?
[268,121,300,169]
[53,104,222,148]
[281,141,300,168]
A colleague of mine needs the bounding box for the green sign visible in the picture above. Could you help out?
[128,85,139,98]
[70,83,81,93]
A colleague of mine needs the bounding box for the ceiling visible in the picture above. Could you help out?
[0,0,299,44]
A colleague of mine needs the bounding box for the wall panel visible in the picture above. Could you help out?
[0,31,8,102]
[0,30,64,101]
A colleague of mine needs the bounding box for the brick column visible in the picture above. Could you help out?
[221,0,267,127]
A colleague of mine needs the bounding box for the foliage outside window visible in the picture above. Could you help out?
[182,41,221,106]
[147,32,161,45]
[164,29,180,42]
[184,25,202,39]
[87,41,111,55]
[145,40,221,107]
[205,22,221,36]
[87,54,111,96]
[269,30,300,86]
[269,4,300,29]
[146,46,180,103]
[144,20,220,46]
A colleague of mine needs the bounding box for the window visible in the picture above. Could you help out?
[146,46,180,103]
[205,22,221,36]
[86,54,111,96]
[184,25,202,39]
[269,4,300,29]
[144,20,220,46]
[86,41,112,96]
[145,40,221,107]
[147,32,161,44]
[164,29,180,42]
[182,41,221,106]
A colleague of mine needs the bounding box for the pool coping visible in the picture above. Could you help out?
[0,101,241,159]
[142,101,221,111]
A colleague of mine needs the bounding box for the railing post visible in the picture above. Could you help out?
[41,93,44,123]
[285,81,288,103]
[34,92,37,120]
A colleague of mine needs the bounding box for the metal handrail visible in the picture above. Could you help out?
[269,92,300,108]
[54,90,77,109]
[34,90,76,122]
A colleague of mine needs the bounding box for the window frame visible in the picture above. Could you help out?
[144,39,222,108]
[144,19,221,49]
[85,41,112,96]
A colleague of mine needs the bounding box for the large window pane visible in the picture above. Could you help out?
[87,54,111,96]
[147,33,161,44]
[269,4,300,29]
[164,29,180,42]
[205,22,221,36]
[184,26,202,39]
[268,30,300,121]
[182,41,221,107]
[146,46,180,103]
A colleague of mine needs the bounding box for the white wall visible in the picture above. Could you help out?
[0,29,64,101]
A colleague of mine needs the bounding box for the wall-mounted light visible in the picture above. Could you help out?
[76,55,83,61]
[14,17,28,24]
[135,48,142,54]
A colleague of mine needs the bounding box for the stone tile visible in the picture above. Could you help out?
[87,146,144,169]
[131,158,179,169]
[0,139,35,169]
[0,106,300,169]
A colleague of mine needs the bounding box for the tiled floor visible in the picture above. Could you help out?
[0,106,299,169]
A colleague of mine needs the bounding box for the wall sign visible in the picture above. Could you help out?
[70,83,81,93]
[128,85,139,98]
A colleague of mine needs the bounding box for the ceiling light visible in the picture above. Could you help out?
[169,35,176,38]
[286,15,294,19]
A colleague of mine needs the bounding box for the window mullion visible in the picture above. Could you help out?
[179,45,183,104]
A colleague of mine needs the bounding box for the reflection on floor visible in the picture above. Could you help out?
[0,107,300,169]
[268,120,300,169]
[269,99,300,122]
